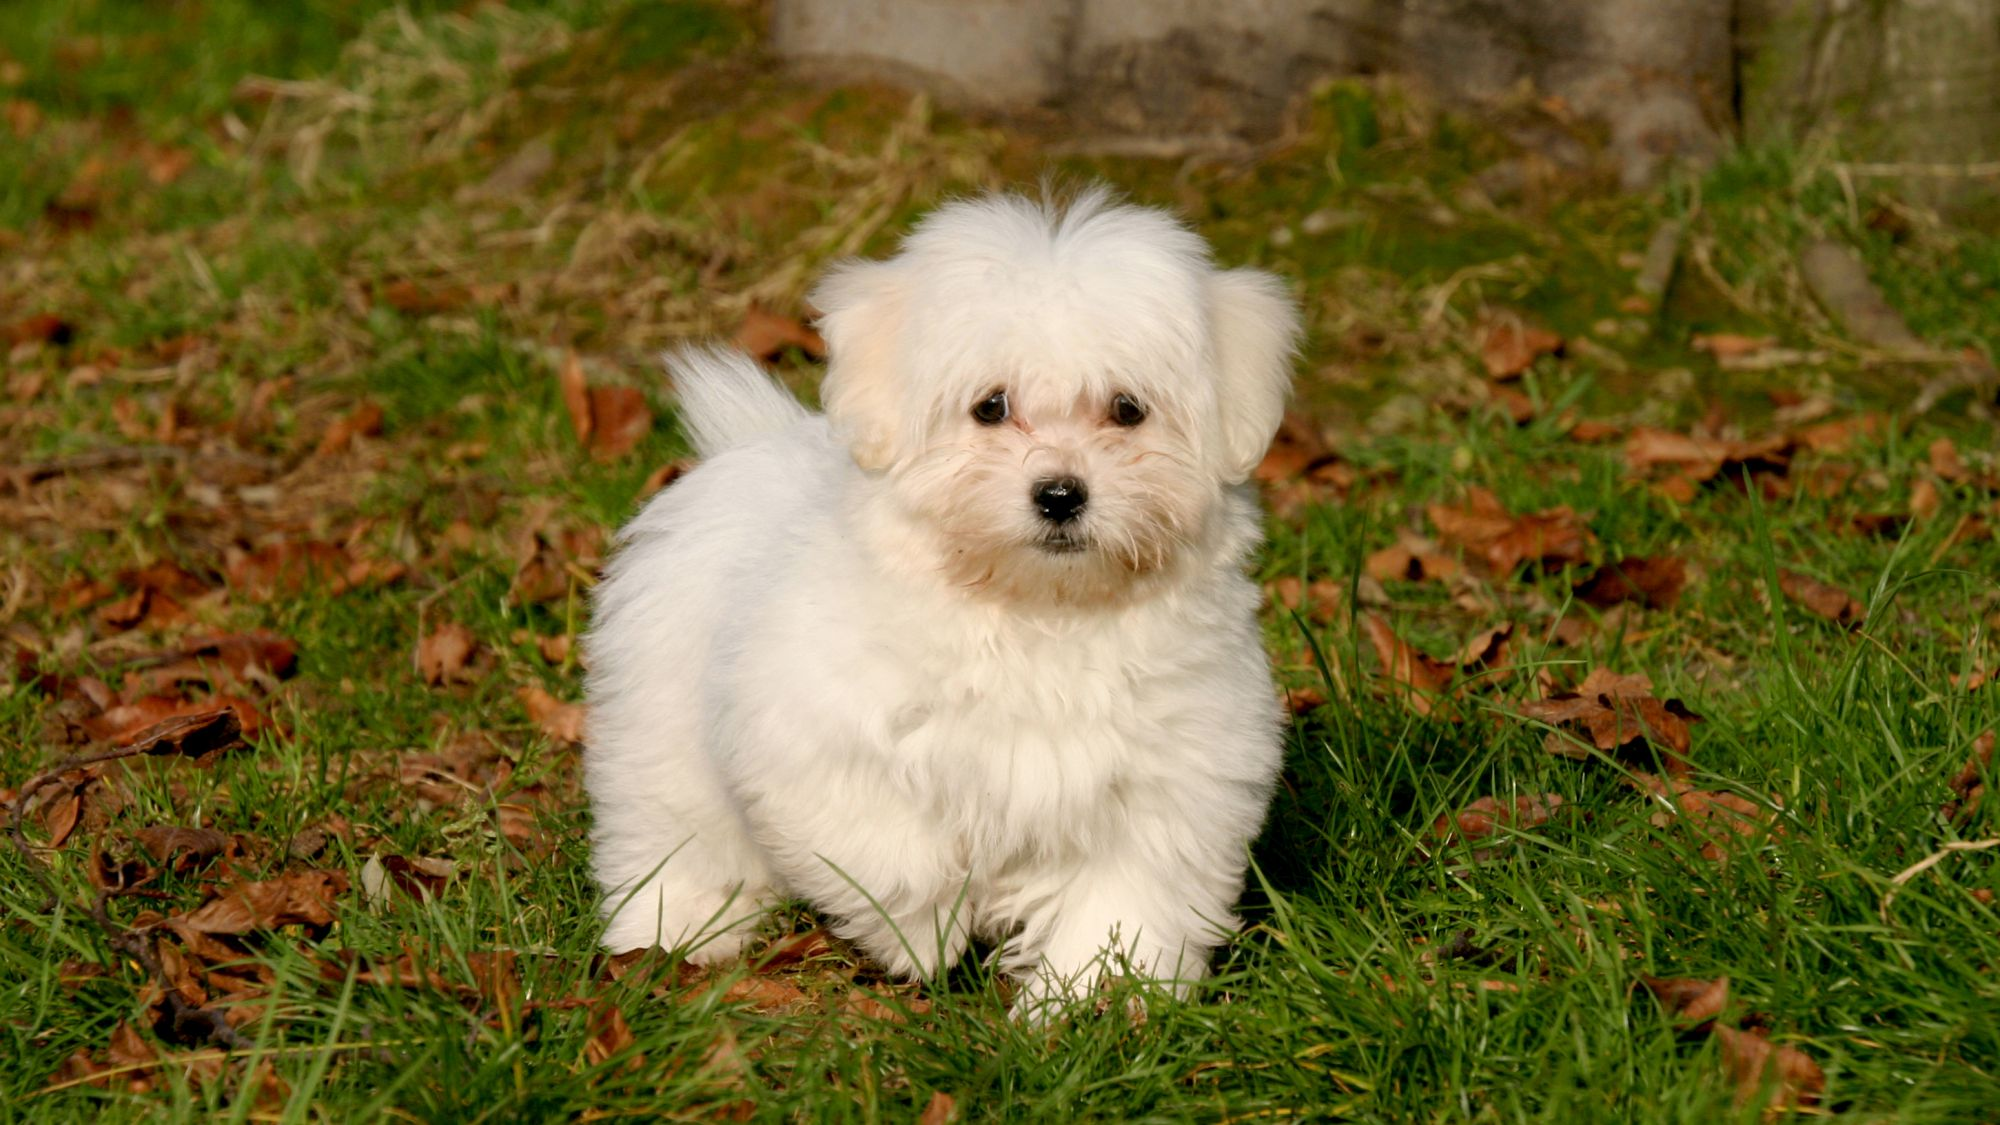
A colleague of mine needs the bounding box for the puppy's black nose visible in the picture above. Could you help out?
[1032,477,1088,524]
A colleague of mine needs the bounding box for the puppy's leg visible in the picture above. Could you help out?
[1005,831,1246,1018]
[749,786,971,980]
[588,713,776,959]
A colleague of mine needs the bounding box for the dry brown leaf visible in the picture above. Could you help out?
[558,352,592,444]
[1624,427,1792,486]
[5,311,73,346]
[1574,556,1688,609]
[133,826,232,869]
[1362,614,1455,715]
[1365,535,1461,584]
[102,1021,159,1092]
[1254,413,1327,483]
[588,387,652,459]
[1909,477,1942,521]
[717,975,811,1012]
[585,1000,637,1068]
[86,697,260,750]
[735,307,827,363]
[377,278,470,316]
[1427,487,1597,575]
[1792,413,1885,454]
[1518,669,1701,776]
[638,459,696,500]
[518,685,586,743]
[555,355,652,459]
[1631,773,1779,860]
[418,623,480,686]
[1942,730,1994,822]
[918,1091,957,1125]
[315,401,384,457]
[225,541,354,598]
[127,632,299,694]
[1478,315,1563,379]
[754,928,836,971]
[1690,334,1775,361]
[1714,1026,1824,1111]
[1430,793,1564,844]
[1778,569,1865,628]
[177,870,347,935]
[1640,976,1729,1025]
[1564,418,1623,443]
[1929,437,1969,483]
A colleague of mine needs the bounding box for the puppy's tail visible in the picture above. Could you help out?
[665,346,810,459]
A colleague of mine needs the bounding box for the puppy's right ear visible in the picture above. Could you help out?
[811,260,907,472]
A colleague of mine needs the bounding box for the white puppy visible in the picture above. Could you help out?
[584,187,1299,1012]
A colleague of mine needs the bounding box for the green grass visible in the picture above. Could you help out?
[3,2,1999,1120]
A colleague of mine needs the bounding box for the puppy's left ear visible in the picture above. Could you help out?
[1207,268,1301,482]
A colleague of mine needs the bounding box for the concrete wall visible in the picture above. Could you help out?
[771,0,2000,202]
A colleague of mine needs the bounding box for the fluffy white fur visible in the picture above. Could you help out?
[584,188,1300,1013]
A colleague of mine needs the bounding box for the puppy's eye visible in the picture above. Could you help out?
[971,390,1009,426]
[1109,393,1147,427]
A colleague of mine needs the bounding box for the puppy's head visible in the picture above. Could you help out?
[812,188,1299,606]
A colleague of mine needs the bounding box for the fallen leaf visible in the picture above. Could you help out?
[377,278,470,316]
[1518,669,1701,776]
[1778,569,1865,628]
[1714,1026,1824,1111]
[1942,730,1994,822]
[639,459,696,499]
[314,401,384,457]
[1254,413,1327,483]
[133,826,232,869]
[1478,315,1563,379]
[1624,428,1792,488]
[225,541,352,598]
[1929,437,1969,483]
[176,870,347,935]
[140,143,194,186]
[86,697,258,751]
[4,312,73,347]
[585,1000,637,1068]
[1430,794,1564,844]
[126,632,299,694]
[918,1091,957,1125]
[1909,477,1942,521]
[518,685,586,743]
[1792,413,1884,454]
[1564,418,1623,443]
[735,307,826,363]
[103,1022,159,1092]
[1575,556,1687,609]
[1427,487,1597,575]
[717,975,810,1012]
[418,623,480,686]
[556,354,652,459]
[1365,534,1461,584]
[1631,773,1779,861]
[586,386,651,459]
[753,928,836,971]
[558,352,593,444]
[1266,575,1344,623]
[1641,976,1729,1024]
[1362,614,1455,715]
[1690,334,1775,361]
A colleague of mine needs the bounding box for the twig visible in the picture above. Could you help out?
[1831,160,2000,179]
[2,445,185,487]
[1879,838,2000,925]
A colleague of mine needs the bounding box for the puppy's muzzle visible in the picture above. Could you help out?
[1032,477,1088,525]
